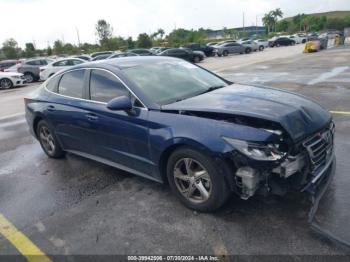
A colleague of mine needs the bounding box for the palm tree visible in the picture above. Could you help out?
[262,12,274,33]
[271,8,283,32]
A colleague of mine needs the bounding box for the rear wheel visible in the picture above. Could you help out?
[0,78,13,89]
[259,45,264,51]
[24,72,35,83]
[245,47,252,54]
[223,50,229,56]
[37,120,65,158]
[167,147,230,211]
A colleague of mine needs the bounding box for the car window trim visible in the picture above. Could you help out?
[44,67,148,110]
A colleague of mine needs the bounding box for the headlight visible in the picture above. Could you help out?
[222,137,286,161]
[12,75,21,79]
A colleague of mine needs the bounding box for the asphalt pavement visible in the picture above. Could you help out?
[0,45,349,259]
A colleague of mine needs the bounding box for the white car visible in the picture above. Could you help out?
[255,39,269,50]
[289,34,307,44]
[0,72,26,89]
[40,58,85,81]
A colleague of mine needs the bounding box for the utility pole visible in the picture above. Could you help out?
[243,12,245,33]
[76,27,81,47]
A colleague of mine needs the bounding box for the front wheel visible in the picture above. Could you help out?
[167,147,230,211]
[0,78,13,89]
[259,45,264,51]
[245,47,252,54]
[37,120,65,158]
[223,50,229,56]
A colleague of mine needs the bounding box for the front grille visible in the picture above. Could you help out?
[302,122,334,173]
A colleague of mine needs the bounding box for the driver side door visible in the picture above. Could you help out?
[80,69,153,176]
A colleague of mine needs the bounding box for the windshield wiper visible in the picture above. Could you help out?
[198,85,225,95]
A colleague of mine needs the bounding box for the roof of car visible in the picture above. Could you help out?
[61,56,181,72]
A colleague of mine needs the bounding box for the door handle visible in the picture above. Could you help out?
[47,105,55,112]
[86,113,98,121]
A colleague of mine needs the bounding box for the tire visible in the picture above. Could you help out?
[24,72,35,83]
[167,147,230,212]
[193,56,200,63]
[223,50,229,57]
[302,39,306,44]
[37,120,65,158]
[245,47,252,54]
[0,78,13,89]
[217,53,222,57]
[259,45,264,51]
[276,43,280,47]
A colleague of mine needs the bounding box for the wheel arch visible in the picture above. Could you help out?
[157,138,230,185]
[32,113,45,138]
[0,77,14,87]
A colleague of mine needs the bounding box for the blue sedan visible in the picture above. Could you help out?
[25,57,335,211]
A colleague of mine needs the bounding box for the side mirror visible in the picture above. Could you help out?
[106,96,132,111]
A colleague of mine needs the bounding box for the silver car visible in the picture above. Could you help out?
[214,42,247,56]
[241,40,260,52]
[17,58,54,83]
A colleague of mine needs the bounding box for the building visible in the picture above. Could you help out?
[206,26,266,39]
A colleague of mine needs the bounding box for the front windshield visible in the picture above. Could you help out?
[122,60,228,105]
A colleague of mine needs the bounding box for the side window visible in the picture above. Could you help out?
[53,60,69,67]
[58,70,85,98]
[46,75,60,92]
[26,60,41,66]
[90,69,129,103]
[70,59,84,65]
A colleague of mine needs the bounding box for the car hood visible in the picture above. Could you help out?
[0,72,23,77]
[161,84,331,141]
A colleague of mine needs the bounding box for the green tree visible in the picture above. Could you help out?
[262,12,275,33]
[271,8,283,31]
[2,38,19,59]
[24,43,36,58]
[95,19,113,50]
[47,46,52,56]
[126,37,135,49]
[53,40,64,55]
[136,33,152,48]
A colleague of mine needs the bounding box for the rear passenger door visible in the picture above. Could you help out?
[45,69,92,153]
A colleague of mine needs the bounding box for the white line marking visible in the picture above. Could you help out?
[0,119,26,128]
[0,112,25,121]
[308,66,349,85]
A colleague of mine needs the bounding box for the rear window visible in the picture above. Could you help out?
[58,70,85,98]
[46,75,60,92]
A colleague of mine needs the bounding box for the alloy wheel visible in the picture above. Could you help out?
[39,126,56,155]
[24,73,34,83]
[173,158,212,203]
[0,78,13,89]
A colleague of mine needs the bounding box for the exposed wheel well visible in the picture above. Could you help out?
[33,116,43,137]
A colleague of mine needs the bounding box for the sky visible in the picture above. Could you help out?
[0,0,349,49]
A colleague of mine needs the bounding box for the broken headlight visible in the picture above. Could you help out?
[222,137,286,161]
